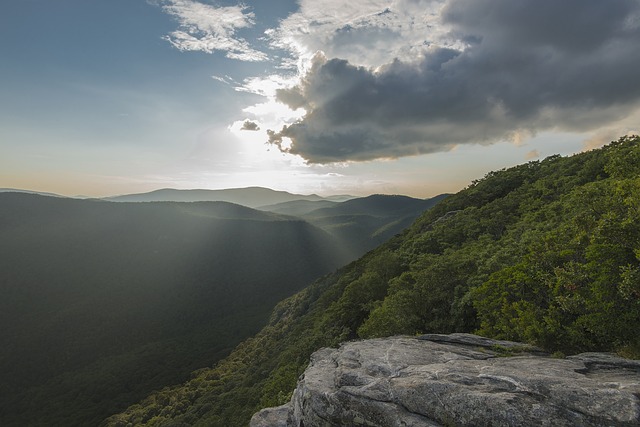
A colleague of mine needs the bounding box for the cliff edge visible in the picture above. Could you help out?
[251,334,640,427]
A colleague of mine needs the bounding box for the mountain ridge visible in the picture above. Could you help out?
[104,187,333,208]
[303,193,450,218]
[0,188,66,198]
[257,193,451,259]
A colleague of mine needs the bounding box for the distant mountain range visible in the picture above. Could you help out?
[103,187,355,208]
[2,186,447,265]
[0,188,65,198]
[1,186,355,206]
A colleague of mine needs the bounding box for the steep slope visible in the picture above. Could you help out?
[104,135,640,427]
[304,194,447,218]
[0,195,348,426]
[104,187,325,208]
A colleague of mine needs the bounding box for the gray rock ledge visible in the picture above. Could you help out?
[250,334,640,427]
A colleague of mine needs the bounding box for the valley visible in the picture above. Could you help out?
[0,190,440,426]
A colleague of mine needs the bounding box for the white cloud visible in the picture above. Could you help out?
[155,0,268,61]
[233,75,305,131]
[243,100,305,123]
[234,74,298,97]
[211,74,235,85]
[268,0,448,69]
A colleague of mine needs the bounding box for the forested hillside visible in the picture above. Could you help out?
[267,194,450,258]
[105,136,640,427]
[0,197,346,426]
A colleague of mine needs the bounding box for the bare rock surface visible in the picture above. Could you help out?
[250,333,640,427]
[250,404,291,427]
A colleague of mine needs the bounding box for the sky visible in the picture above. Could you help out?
[1,0,639,199]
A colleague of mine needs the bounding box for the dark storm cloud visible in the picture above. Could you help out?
[268,0,640,163]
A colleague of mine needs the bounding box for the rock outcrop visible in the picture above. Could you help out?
[251,334,640,426]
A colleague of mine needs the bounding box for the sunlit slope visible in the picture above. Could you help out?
[261,194,450,259]
[301,194,450,257]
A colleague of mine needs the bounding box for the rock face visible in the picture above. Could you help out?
[250,334,640,427]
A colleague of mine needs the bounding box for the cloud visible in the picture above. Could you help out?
[267,0,640,163]
[211,74,235,84]
[154,0,268,61]
[240,120,260,131]
[268,0,448,68]
[580,110,640,151]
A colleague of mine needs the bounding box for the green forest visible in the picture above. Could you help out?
[105,135,640,427]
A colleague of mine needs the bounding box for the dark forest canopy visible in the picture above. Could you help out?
[105,135,640,427]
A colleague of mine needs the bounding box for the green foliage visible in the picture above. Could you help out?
[106,135,640,426]
[604,135,640,179]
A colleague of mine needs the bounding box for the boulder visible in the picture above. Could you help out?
[251,334,640,426]
[250,404,291,427]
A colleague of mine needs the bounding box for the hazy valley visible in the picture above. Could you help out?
[0,190,440,426]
